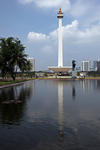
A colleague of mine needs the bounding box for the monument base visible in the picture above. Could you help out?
[48,66,72,73]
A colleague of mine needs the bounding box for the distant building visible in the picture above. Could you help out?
[82,61,90,72]
[27,57,35,72]
[97,61,100,71]
[93,61,98,71]
[93,61,100,71]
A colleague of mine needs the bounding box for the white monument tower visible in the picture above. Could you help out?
[57,8,64,68]
[48,8,72,73]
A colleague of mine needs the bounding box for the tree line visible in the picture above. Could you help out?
[0,37,32,80]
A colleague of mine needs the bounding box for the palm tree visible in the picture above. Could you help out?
[0,37,32,80]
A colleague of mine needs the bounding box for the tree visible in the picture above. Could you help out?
[72,60,76,71]
[0,37,32,80]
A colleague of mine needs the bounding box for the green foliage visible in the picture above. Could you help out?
[0,37,32,80]
[87,71,100,77]
[77,72,80,76]
[43,73,48,77]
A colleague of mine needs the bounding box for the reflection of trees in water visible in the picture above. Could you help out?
[72,81,76,101]
[0,82,34,125]
[72,86,76,100]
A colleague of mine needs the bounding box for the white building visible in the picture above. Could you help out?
[27,57,35,72]
[82,61,90,72]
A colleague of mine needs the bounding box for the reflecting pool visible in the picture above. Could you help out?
[0,80,100,150]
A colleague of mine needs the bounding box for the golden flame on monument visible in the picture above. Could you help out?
[59,8,62,14]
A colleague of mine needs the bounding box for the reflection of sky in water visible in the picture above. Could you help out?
[0,80,100,149]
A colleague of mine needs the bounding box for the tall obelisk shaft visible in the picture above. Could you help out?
[57,8,64,68]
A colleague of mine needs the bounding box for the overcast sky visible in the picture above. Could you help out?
[0,0,100,70]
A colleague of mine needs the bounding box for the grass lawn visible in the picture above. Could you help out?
[0,78,36,87]
[0,80,27,86]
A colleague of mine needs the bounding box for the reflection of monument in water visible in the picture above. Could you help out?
[58,82,64,141]
[48,8,72,73]
[57,81,77,144]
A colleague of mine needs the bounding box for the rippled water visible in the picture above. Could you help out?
[0,80,100,150]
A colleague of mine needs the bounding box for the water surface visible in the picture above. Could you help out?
[0,80,100,150]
